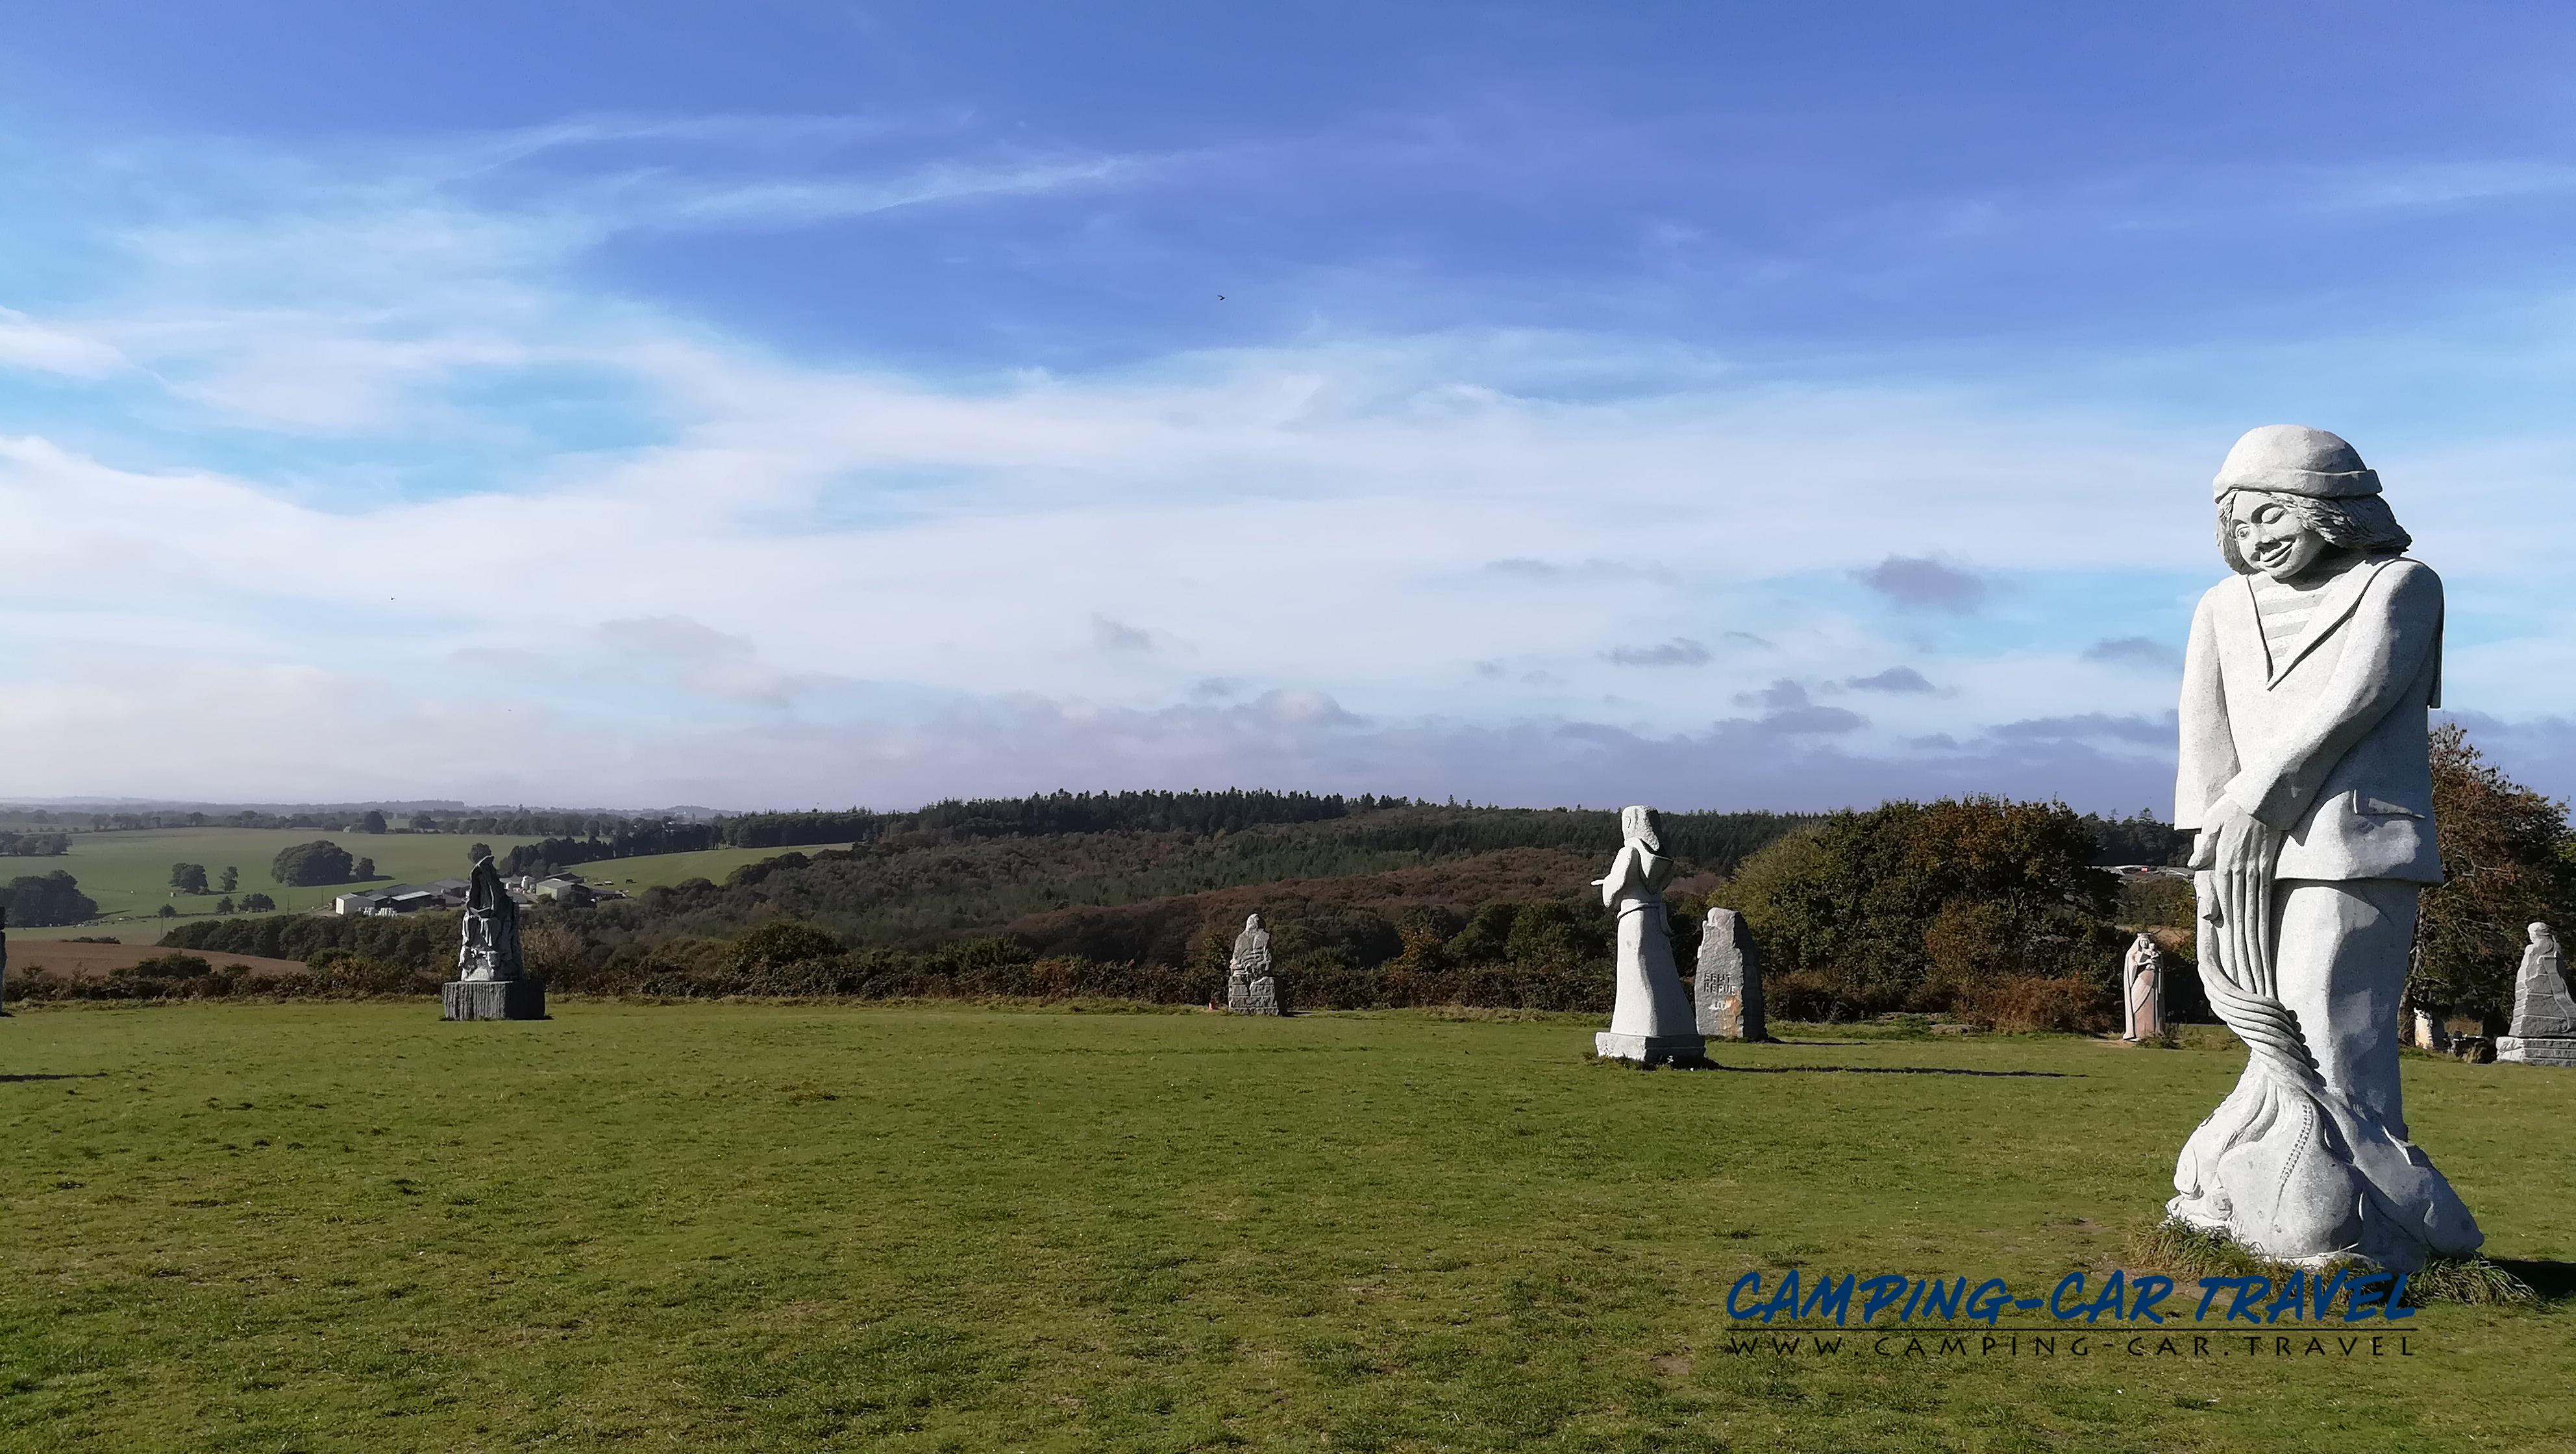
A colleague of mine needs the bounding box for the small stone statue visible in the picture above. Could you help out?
[1228,913,1285,1015]
[2121,933,2167,1041]
[1592,806,1707,1065]
[2499,922,2576,1066]
[1694,906,1766,1041]
[2167,425,2480,1270]
[442,857,545,1020]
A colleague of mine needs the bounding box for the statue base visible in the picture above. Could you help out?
[2497,1035,2576,1066]
[1594,1031,1708,1066]
[443,979,547,1021]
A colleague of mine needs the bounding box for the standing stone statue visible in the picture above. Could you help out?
[2167,425,2480,1270]
[2121,933,2167,1041]
[1228,913,1285,1015]
[443,857,545,1020]
[1694,906,1766,1041]
[2498,922,2576,1066]
[1593,806,1707,1065]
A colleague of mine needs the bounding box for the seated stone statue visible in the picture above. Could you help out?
[1228,913,1274,1014]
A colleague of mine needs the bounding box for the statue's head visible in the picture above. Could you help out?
[2531,922,2555,946]
[1620,804,1661,851]
[1245,913,1263,930]
[2212,426,2411,580]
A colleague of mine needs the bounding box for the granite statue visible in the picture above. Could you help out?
[2498,922,2576,1066]
[2168,425,2481,1270]
[1228,913,1285,1015]
[443,856,545,1020]
[2121,933,2167,1041]
[1694,906,1766,1041]
[1593,806,1707,1065]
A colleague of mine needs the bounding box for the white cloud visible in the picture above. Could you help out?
[0,308,125,378]
[4,121,2576,807]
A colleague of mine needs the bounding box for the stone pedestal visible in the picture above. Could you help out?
[1594,1031,1706,1065]
[1694,907,1766,1041]
[443,978,547,1020]
[2497,1035,2576,1066]
[1245,974,1287,1015]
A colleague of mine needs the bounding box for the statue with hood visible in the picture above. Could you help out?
[443,856,546,1020]
[2168,425,2481,1269]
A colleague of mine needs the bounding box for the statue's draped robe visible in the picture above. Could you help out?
[1600,843,1695,1040]
[2171,554,2480,1268]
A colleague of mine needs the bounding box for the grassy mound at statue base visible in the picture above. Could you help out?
[3,1004,2567,1451]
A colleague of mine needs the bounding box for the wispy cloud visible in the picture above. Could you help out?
[0,308,125,378]
[2083,636,2184,671]
[1605,638,1708,667]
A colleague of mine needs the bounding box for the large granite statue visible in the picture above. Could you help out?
[1228,913,1286,1015]
[1694,906,1766,1041]
[1594,806,1707,1065]
[2167,425,2480,1270]
[2498,922,2576,1066]
[2121,933,2167,1041]
[443,857,545,1020]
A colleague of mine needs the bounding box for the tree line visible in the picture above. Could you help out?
[113,736,2573,1029]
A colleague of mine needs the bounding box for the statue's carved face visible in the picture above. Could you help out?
[2229,492,2333,582]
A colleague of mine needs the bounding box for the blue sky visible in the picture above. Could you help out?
[4,2,2576,811]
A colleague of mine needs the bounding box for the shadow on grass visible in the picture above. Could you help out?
[1722,1065,2078,1078]
[0,1072,107,1083]
[2490,1259,2576,1302]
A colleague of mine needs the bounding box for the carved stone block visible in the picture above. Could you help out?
[1694,906,1765,1041]
[2497,1035,2576,1066]
[443,979,547,1020]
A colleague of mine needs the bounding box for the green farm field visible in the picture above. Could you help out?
[552,843,854,898]
[3,1004,2568,1452]
[4,832,847,939]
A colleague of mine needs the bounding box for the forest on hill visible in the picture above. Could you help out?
[137,798,2225,1027]
[86,745,2571,1032]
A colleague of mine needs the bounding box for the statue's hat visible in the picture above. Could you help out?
[2212,425,2381,500]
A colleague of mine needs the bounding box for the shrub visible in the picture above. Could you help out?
[116,954,212,979]
[730,919,843,970]
[1954,976,2112,1033]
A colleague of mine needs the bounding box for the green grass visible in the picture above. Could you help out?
[4,829,552,933]
[1,1005,2568,1452]
[545,843,853,898]
[4,832,847,939]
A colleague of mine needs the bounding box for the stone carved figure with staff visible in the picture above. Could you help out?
[2170,425,2481,1270]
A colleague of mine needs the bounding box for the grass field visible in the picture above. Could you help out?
[551,843,854,899]
[2,1004,2568,1452]
[3,832,847,939]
